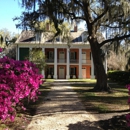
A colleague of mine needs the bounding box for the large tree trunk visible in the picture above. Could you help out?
[88,37,110,91]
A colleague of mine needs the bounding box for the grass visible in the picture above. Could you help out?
[69,79,96,83]
[72,81,129,113]
[45,79,54,82]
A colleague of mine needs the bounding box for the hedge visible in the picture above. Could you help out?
[107,70,130,84]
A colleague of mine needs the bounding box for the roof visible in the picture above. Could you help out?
[15,30,89,45]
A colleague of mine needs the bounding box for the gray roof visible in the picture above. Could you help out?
[16,30,88,44]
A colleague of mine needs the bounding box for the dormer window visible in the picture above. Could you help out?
[72,36,82,42]
[56,37,60,42]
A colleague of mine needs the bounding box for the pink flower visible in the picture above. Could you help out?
[0,57,43,121]
[0,48,3,53]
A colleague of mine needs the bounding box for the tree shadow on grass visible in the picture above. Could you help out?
[67,114,130,130]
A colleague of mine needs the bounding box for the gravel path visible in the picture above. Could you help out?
[26,81,128,130]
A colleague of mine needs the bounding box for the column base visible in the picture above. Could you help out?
[42,70,45,78]
[91,75,95,79]
[54,75,57,79]
[66,75,70,79]
[78,75,82,79]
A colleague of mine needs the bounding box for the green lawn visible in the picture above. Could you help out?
[69,78,96,83]
[72,81,129,113]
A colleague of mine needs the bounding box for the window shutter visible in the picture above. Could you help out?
[75,67,76,75]
[75,52,77,59]
[19,48,29,60]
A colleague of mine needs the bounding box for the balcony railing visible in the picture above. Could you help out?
[57,59,66,63]
[46,59,91,64]
[70,59,79,63]
[82,59,91,64]
[46,59,54,63]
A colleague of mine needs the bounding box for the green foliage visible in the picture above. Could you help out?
[107,71,130,84]
[29,48,46,72]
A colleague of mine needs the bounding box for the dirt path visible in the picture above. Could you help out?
[26,81,128,130]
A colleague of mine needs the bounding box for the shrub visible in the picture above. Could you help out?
[0,48,3,53]
[126,84,130,126]
[0,57,43,121]
[107,71,130,84]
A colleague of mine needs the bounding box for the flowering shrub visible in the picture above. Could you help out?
[0,48,3,53]
[0,57,43,121]
[126,84,130,126]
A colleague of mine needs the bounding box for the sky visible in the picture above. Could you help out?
[0,0,24,34]
[0,0,86,34]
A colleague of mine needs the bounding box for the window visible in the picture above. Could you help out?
[48,67,54,75]
[70,67,76,75]
[56,37,60,42]
[49,51,54,59]
[70,52,76,59]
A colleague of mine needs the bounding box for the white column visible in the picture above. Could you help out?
[66,48,70,79]
[29,47,32,61]
[54,48,57,79]
[78,48,82,78]
[91,53,95,79]
[42,48,45,78]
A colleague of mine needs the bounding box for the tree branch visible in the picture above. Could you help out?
[73,0,83,8]
[90,7,98,16]
[99,34,130,47]
[92,0,109,25]
[101,24,123,28]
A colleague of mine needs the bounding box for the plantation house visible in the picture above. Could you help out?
[15,26,95,79]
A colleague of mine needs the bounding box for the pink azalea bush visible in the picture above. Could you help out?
[126,84,130,126]
[0,57,43,122]
[0,48,3,53]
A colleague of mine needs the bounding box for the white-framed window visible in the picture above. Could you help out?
[60,51,64,54]
[70,52,76,59]
[48,67,54,75]
[70,67,76,75]
[49,51,54,59]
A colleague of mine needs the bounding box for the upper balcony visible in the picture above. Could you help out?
[46,59,54,63]
[82,59,91,64]
[70,59,79,64]
[46,58,91,64]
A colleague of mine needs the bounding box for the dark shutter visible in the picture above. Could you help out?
[19,48,29,60]
[75,67,76,75]
[75,52,77,59]
[47,51,49,59]
[90,52,91,60]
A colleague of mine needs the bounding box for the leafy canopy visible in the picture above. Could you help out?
[15,0,130,47]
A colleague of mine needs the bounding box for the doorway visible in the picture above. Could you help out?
[82,68,86,79]
[59,67,65,79]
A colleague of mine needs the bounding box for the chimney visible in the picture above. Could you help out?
[74,25,77,32]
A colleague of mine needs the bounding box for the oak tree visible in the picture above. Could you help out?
[16,0,130,91]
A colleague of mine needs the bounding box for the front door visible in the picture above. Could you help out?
[82,68,86,79]
[59,67,65,79]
